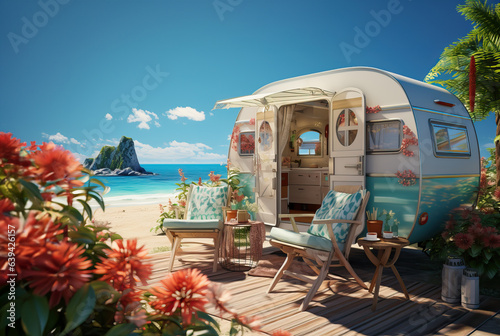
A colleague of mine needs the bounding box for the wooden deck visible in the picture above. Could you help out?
[146,240,500,336]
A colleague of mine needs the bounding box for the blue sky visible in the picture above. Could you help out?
[1,0,497,164]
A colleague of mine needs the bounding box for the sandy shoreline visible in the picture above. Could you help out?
[93,203,171,253]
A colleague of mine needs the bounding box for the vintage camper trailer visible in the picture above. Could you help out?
[214,67,480,243]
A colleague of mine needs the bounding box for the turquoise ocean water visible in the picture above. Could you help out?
[93,164,228,208]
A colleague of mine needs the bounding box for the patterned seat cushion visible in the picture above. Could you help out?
[186,185,228,220]
[163,219,220,230]
[307,190,364,245]
[270,227,345,252]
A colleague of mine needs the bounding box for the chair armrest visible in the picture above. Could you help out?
[278,213,315,233]
[279,214,315,219]
[311,219,362,226]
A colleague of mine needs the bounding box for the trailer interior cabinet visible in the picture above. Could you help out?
[288,169,328,206]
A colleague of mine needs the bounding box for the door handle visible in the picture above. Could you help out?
[344,157,363,175]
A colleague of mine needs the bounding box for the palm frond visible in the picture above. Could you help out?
[458,0,500,47]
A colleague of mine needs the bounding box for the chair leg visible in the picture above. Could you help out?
[267,252,296,294]
[168,236,182,273]
[299,252,333,311]
[335,249,368,289]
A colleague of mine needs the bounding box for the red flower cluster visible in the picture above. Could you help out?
[0,133,84,203]
[209,171,221,184]
[366,105,382,113]
[23,241,93,308]
[95,238,152,291]
[149,268,210,325]
[0,210,93,308]
[178,168,187,182]
[395,170,417,186]
[401,126,418,157]
[232,190,245,204]
[230,125,241,151]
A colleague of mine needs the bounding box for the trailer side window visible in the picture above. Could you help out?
[367,120,402,152]
[239,131,255,156]
[430,122,470,156]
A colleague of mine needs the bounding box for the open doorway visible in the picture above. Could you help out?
[278,100,330,223]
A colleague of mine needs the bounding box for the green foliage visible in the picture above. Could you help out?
[423,208,500,279]
[425,0,500,120]
[478,148,500,211]
[97,146,116,169]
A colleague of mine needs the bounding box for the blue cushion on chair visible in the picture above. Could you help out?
[270,227,345,252]
[186,185,228,220]
[307,190,364,244]
[163,219,221,230]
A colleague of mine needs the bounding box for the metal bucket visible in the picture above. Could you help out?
[441,256,465,303]
[461,268,480,309]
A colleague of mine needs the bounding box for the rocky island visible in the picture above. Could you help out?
[83,136,155,176]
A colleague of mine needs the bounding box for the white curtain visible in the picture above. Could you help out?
[279,105,295,155]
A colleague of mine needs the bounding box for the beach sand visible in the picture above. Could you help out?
[93,203,169,253]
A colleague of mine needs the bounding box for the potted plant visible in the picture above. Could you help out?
[366,208,383,238]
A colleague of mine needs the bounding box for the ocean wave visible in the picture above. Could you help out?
[103,192,178,208]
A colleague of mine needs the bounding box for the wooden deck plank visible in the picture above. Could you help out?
[433,297,500,336]
[145,246,500,336]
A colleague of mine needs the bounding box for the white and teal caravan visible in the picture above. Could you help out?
[214,67,480,244]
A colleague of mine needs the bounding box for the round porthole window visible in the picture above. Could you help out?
[336,109,358,146]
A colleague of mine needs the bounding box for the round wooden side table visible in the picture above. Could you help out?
[220,220,265,271]
[357,237,410,311]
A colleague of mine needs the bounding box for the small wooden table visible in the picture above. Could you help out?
[357,237,410,311]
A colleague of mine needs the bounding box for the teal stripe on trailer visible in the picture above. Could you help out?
[410,176,479,243]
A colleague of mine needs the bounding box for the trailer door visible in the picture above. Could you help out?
[214,87,335,226]
[255,106,278,224]
[330,88,366,189]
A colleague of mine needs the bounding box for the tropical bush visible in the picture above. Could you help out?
[0,133,286,335]
[423,208,500,279]
[423,151,500,279]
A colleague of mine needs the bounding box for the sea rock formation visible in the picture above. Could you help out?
[84,136,154,176]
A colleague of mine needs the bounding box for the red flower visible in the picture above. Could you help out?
[454,233,474,250]
[232,190,245,203]
[209,171,221,183]
[483,226,498,235]
[272,330,293,336]
[29,142,84,188]
[0,132,26,165]
[489,235,500,248]
[207,282,232,314]
[0,212,63,280]
[149,268,209,325]
[95,239,152,291]
[467,222,484,238]
[0,199,15,218]
[23,241,92,308]
[178,168,187,182]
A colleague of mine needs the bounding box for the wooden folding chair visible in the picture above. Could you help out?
[163,184,231,272]
[267,186,370,311]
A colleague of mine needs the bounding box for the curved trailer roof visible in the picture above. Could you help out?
[214,67,470,119]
